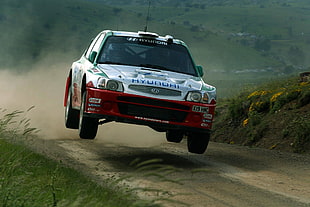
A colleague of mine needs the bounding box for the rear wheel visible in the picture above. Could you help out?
[166,130,183,143]
[65,86,79,129]
[79,92,99,139]
[187,131,210,154]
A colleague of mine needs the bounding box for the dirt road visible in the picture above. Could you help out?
[28,123,310,207]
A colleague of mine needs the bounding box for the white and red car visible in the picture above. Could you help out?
[64,30,216,154]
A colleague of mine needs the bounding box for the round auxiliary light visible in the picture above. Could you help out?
[106,80,119,91]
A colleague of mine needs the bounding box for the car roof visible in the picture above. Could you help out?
[101,30,187,47]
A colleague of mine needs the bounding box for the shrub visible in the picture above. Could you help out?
[286,117,310,153]
[298,90,310,108]
[228,97,248,125]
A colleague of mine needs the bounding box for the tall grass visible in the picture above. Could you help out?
[0,108,162,207]
[0,106,39,140]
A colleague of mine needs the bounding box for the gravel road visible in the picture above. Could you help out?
[29,123,310,207]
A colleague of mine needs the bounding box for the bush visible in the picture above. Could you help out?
[286,117,310,153]
[228,97,248,125]
[298,90,310,108]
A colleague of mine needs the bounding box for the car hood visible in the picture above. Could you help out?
[95,64,211,100]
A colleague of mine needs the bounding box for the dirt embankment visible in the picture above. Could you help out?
[211,77,310,154]
[212,103,310,154]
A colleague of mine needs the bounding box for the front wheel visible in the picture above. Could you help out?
[79,92,99,139]
[187,131,210,154]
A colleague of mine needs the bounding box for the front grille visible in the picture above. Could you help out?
[117,96,189,111]
[118,103,187,122]
[129,85,181,96]
[116,96,189,122]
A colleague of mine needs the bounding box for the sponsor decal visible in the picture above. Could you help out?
[127,37,167,45]
[192,106,209,113]
[87,108,97,111]
[131,79,180,89]
[88,104,101,107]
[89,98,101,104]
[135,116,169,124]
[203,113,213,119]
[201,123,210,128]
[203,119,212,123]
[88,68,100,73]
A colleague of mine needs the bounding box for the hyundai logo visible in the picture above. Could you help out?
[151,88,160,94]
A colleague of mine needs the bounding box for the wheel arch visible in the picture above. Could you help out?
[81,74,87,96]
[64,69,73,107]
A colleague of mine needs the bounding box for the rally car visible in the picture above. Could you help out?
[64,30,216,154]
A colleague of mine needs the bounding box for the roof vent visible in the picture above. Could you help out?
[138,31,159,38]
[165,35,174,43]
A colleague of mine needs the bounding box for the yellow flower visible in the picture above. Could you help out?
[270,91,283,102]
[247,90,269,99]
[249,103,255,112]
[249,101,264,112]
[300,82,309,86]
[243,118,249,127]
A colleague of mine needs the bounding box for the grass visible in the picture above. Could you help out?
[0,138,163,207]
[0,108,193,207]
[0,108,163,207]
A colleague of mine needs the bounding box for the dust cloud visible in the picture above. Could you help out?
[0,57,164,147]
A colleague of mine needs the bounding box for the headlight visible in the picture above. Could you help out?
[186,90,216,104]
[106,80,119,91]
[96,78,124,92]
[186,91,202,102]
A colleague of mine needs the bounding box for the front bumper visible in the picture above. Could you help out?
[85,87,216,133]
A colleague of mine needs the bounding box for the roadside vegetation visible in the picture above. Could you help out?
[212,76,310,153]
[0,109,160,207]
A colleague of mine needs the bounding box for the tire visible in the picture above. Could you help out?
[187,131,210,154]
[65,86,79,129]
[166,130,183,143]
[79,92,99,139]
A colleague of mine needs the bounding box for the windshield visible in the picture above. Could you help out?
[98,36,197,76]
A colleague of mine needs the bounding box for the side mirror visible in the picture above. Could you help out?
[89,51,97,63]
[196,65,204,77]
